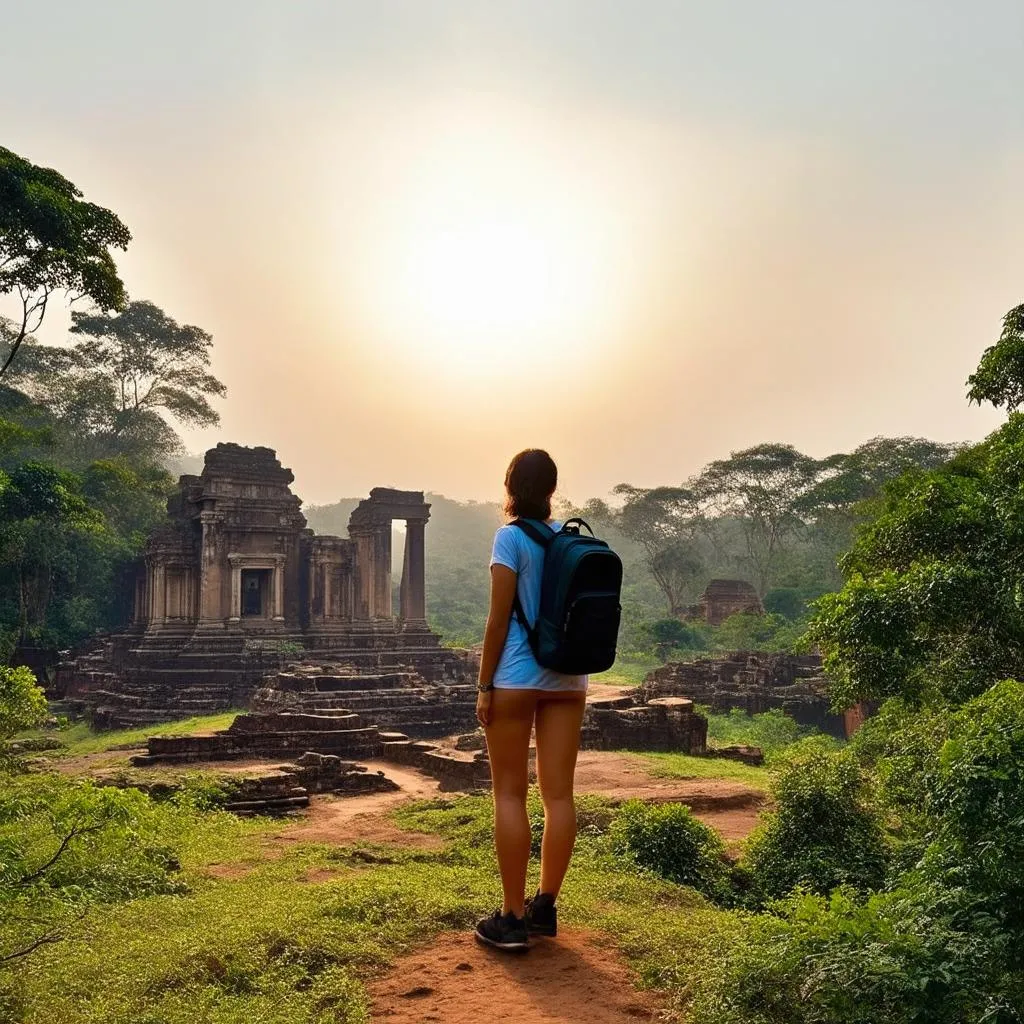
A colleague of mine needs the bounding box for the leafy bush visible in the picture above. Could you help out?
[688,884,1024,1024]
[702,706,814,757]
[610,800,732,900]
[712,612,807,653]
[743,740,887,903]
[925,680,1024,950]
[642,617,708,659]
[0,665,46,739]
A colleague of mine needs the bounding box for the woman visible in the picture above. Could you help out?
[474,449,588,952]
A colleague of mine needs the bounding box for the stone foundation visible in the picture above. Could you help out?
[641,651,846,737]
[381,737,492,791]
[581,695,708,753]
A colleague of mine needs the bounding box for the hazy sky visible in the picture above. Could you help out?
[3,1,1022,505]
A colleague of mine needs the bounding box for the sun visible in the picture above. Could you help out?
[393,206,601,365]
[338,102,630,379]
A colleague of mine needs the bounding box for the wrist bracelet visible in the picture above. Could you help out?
[477,681,495,692]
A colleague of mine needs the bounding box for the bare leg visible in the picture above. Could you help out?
[534,692,587,898]
[484,688,538,917]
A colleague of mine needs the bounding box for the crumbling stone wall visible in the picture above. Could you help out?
[581,696,708,753]
[641,652,846,737]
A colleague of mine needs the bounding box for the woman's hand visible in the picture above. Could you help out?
[476,688,493,727]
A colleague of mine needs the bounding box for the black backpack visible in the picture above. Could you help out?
[510,517,623,675]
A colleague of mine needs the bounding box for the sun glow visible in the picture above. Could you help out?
[338,100,635,379]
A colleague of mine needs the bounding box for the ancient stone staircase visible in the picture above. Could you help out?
[250,664,479,738]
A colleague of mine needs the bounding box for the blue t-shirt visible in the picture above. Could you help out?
[489,521,588,692]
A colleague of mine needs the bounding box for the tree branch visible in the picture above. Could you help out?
[19,820,106,884]
[0,928,65,964]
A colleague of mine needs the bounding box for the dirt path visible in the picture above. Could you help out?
[273,761,447,850]
[573,750,765,841]
[367,929,660,1023]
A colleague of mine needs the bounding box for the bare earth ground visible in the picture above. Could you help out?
[53,738,758,1020]
[262,750,764,850]
[367,929,661,1023]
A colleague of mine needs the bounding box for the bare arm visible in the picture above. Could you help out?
[476,564,517,724]
[479,564,517,686]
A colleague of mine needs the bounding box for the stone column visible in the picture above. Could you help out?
[322,562,332,620]
[403,518,427,626]
[351,530,374,621]
[151,560,167,625]
[339,562,353,620]
[273,556,285,622]
[228,562,241,623]
[373,525,392,619]
[198,511,224,628]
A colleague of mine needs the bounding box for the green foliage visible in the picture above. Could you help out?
[643,617,708,657]
[712,611,807,653]
[743,741,887,903]
[0,145,130,376]
[610,800,732,900]
[0,666,47,739]
[967,302,1024,410]
[926,680,1024,947]
[810,415,1024,708]
[0,769,254,969]
[702,706,815,757]
[687,884,1023,1024]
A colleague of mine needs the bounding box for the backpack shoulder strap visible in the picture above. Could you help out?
[510,518,555,547]
[507,519,553,638]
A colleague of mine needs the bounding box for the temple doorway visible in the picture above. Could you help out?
[241,568,271,617]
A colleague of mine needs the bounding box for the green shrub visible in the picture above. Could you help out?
[702,706,815,757]
[926,679,1024,949]
[712,612,807,653]
[610,800,732,900]
[0,666,47,740]
[688,884,1024,1024]
[743,740,887,903]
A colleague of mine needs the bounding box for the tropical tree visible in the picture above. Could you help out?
[694,444,820,595]
[967,302,1024,410]
[810,302,1024,709]
[9,299,224,465]
[0,461,104,653]
[601,485,705,615]
[0,146,130,375]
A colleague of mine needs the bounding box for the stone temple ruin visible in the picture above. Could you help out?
[56,444,478,734]
[683,579,764,626]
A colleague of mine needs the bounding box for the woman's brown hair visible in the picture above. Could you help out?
[504,449,557,521]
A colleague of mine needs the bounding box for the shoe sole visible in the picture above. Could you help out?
[474,928,529,952]
[527,925,557,937]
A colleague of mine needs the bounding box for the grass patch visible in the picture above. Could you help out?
[593,658,657,687]
[30,711,244,758]
[630,750,771,789]
[2,787,738,1024]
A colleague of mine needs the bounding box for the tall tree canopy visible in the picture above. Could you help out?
[695,444,821,595]
[9,299,225,465]
[0,146,130,375]
[594,485,704,615]
[811,301,1024,709]
[967,303,1024,410]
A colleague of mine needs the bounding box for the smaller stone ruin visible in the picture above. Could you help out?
[642,651,845,736]
[683,579,764,626]
[581,695,708,752]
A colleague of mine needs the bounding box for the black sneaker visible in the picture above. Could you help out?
[525,892,557,937]
[474,910,529,951]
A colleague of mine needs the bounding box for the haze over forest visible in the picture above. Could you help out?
[3,1,1022,505]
